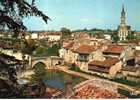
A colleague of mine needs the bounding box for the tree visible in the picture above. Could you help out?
[111,34,120,43]
[31,62,46,97]
[61,27,71,39]
[32,62,46,81]
[8,67,17,84]
[126,33,136,40]
[34,46,48,57]
[83,28,88,31]
[46,44,61,56]
[95,32,105,38]
[0,0,50,79]
[21,39,37,55]
[0,0,50,37]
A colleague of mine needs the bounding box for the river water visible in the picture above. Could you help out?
[43,70,86,90]
[42,70,140,98]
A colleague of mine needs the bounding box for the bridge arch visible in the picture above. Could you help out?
[33,62,46,68]
[31,56,63,69]
[32,60,50,69]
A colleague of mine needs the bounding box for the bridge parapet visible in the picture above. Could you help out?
[31,56,63,69]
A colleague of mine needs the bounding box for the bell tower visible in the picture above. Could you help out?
[121,4,126,26]
[118,4,131,41]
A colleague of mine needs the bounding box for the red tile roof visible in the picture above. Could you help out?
[88,58,119,68]
[103,44,125,54]
[63,42,74,50]
[40,32,62,36]
[71,79,119,99]
[74,45,96,54]
[72,85,117,99]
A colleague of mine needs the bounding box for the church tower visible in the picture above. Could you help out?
[121,5,126,26]
[118,4,131,41]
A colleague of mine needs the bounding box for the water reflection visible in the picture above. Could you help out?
[43,70,86,90]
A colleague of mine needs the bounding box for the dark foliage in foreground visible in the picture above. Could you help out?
[0,0,50,37]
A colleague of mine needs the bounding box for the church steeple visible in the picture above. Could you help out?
[121,4,126,26]
[121,4,125,16]
[118,3,131,41]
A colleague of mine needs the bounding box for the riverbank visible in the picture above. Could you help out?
[42,86,63,98]
[17,66,140,97]
[17,70,34,80]
[55,66,140,97]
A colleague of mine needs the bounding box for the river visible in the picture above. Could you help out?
[43,69,86,90]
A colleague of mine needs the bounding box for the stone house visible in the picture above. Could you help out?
[121,66,140,77]
[47,32,62,42]
[59,42,78,64]
[73,44,105,70]
[135,50,140,64]
[103,44,135,67]
[59,37,111,69]
[88,58,122,77]
[39,32,62,41]
[119,50,140,79]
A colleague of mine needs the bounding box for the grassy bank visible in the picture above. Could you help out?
[69,66,140,87]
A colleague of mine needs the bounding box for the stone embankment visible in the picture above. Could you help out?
[55,66,140,96]
[17,66,140,96]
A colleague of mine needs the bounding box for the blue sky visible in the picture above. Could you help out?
[23,0,140,31]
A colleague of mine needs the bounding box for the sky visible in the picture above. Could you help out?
[23,0,140,31]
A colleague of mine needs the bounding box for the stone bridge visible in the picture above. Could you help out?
[31,56,63,69]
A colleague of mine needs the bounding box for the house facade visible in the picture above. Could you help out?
[74,45,105,70]
[88,58,122,77]
[39,32,62,41]
[59,33,138,78]
[103,44,135,66]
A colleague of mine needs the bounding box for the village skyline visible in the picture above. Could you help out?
[1,0,140,98]
[23,0,140,31]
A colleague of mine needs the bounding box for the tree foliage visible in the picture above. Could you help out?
[32,62,46,81]
[126,33,136,40]
[21,39,37,54]
[33,44,61,57]
[46,44,61,56]
[0,0,50,36]
[34,46,48,57]
[61,27,71,39]
[111,34,120,43]
[31,62,46,97]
